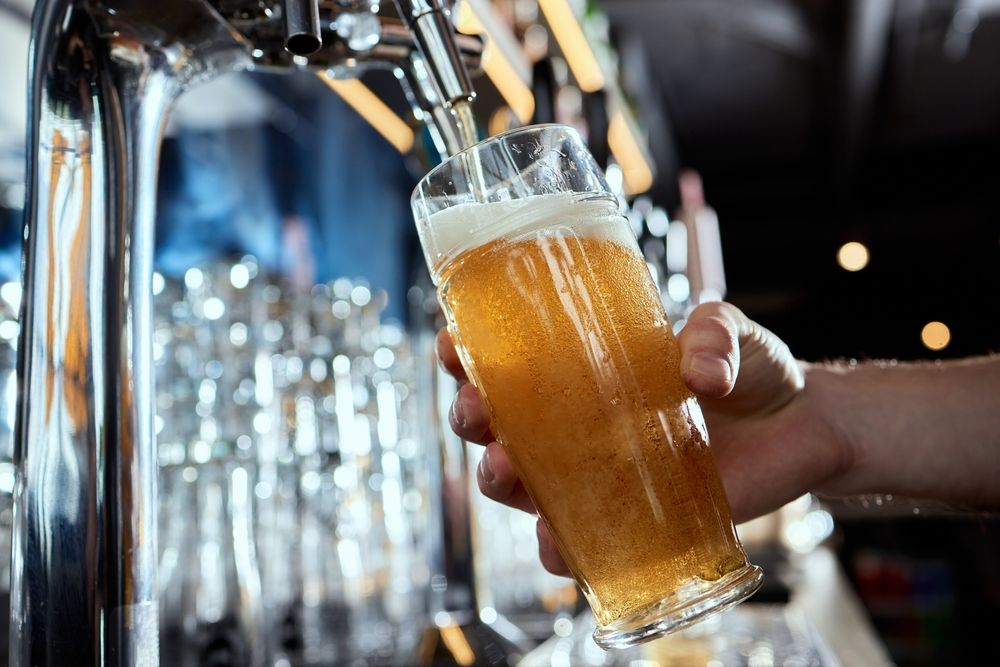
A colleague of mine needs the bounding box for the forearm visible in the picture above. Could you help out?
[804,356,1000,510]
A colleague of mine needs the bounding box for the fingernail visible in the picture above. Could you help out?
[689,352,732,384]
[480,447,495,484]
[450,394,466,428]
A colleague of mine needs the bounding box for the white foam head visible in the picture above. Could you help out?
[419,193,626,282]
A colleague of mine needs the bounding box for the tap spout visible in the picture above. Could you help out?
[282,0,322,56]
[393,0,476,111]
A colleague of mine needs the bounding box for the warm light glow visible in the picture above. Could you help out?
[317,73,414,153]
[455,0,482,36]
[608,110,654,195]
[921,321,951,351]
[438,625,475,666]
[483,50,535,123]
[837,241,870,272]
[457,0,534,124]
[538,0,606,92]
[488,106,515,137]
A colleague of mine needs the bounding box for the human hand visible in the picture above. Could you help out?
[437,301,853,576]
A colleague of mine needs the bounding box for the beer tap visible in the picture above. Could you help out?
[282,0,322,56]
[12,1,480,664]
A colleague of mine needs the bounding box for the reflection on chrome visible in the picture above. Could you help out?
[15,0,479,663]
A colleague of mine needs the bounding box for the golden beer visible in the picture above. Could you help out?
[413,126,761,647]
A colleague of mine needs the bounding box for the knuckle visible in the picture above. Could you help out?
[695,315,735,345]
[691,301,745,334]
[714,301,745,321]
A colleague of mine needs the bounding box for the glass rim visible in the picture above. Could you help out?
[411,123,582,200]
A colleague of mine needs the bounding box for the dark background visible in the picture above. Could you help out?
[595,4,1000,665]
[602,0,1000,361]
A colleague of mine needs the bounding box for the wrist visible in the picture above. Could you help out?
[800,357,1000,509]
[799,361,865,495]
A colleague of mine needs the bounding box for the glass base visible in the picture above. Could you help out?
[592,563,764,650]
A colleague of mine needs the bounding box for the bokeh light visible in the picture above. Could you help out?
[837,241,870,272]
[921,321,951,351]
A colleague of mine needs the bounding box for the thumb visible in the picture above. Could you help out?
[677,302,741,399]
[679,301,804,418]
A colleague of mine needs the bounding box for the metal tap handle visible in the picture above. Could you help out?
[393,0,476,107]
[283,0,322,56]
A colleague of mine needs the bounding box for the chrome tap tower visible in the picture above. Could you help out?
[13,1,479,664]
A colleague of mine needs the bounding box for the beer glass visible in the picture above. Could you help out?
[411,125,762,649]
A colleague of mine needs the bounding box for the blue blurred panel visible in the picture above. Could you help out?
[156,124,284,273]
[155,73,418,319]
[296,79,419,316]
[0,205,20,282]
[2,72,419,318]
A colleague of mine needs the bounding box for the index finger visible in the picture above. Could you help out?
[436,328,468,382]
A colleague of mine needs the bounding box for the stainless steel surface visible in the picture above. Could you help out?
[12,0,252,662]
[408,10,476,108]
[395,0,475,109]
[15,0,480,664]
[399,52,468,160]
[282,0,322,55]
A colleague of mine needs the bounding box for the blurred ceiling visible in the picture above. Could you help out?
[603,0,1000,360]
[1,0,997,360]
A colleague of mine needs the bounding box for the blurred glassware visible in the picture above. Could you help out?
[159,449,265,667]
[0,289,18,604]
[153,259,430,666]
[519,602,834,667]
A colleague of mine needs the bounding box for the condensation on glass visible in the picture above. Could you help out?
[412,125,763,649]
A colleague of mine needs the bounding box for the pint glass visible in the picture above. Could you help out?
[412,125,762,648]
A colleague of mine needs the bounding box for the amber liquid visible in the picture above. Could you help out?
[439,207,747,627]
